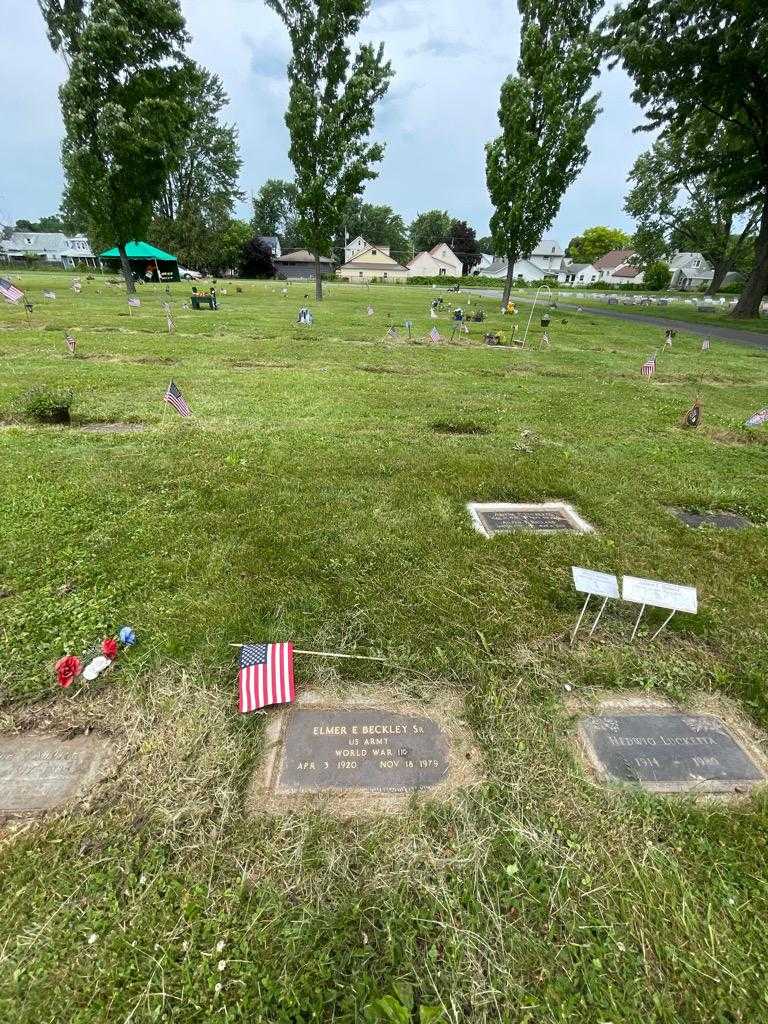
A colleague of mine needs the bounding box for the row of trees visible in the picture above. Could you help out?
[41,0,767,315]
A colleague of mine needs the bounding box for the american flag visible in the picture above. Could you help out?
[128,296,141,308]
[164,305,175,333]
[64,332,76,355]
[0,278,23,303]
[238,642,295,713]
[44,290,56,300]
[701,337,710,351]
[430,326,441,342]
[641,355,656,377]
[164,380,191,417]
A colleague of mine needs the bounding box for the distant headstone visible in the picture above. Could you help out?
[579,713,764,792]
[670,508,752,530]
[468,502,594,537]
[0,734,111,815]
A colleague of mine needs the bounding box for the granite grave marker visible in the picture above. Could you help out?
[0,734,111,815]
[579,713,764,792]
[468,502,594,538]
[276,708,449,794]
[670,508,752,530]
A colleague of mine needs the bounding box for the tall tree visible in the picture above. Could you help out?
[625,125,760,294]
[335,199,409,259]
[486,1,601,306]
[252,178,299,244]
[409,210,452,255]
[265,0,393,300]
[566,225,632,264]
[476,235,495,255]
[152,64,243,267]
[449,219,481,275]
[604,0,768,318]
[38,0,193,292]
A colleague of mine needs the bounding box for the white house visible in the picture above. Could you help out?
[407,242,462,277]
[336,244,409,283]
[475,253,495,273]
[593,248,644,285]
[344,235,378,263]
[0,231,98,268]
[528,238,565,274]
[557,262,599,285]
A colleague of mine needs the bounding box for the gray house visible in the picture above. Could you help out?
[274,249,335,279]
[0,231,98,268]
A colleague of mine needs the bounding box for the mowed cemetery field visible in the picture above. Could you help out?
[2,272,768,1023]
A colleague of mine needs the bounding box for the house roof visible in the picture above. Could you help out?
[1,232,69,252]
[484,259,509,275]
[561,263,593,275]
[341,245,407,272]
[669,251,707,269]
[101,241,177,261]
[408,248,458,270]
[275,249,334,264]
[593,248,635,270]
[613,264,643,279]
[530,238,564,256]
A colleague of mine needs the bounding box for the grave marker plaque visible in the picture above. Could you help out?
[276,708,449,794]
[579,713,764,792]
[670,508,752,530]
[468,502,593,538]
[0,734,111,814]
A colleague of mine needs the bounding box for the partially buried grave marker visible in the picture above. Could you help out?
[669,508,752,530]
[468,502,594,537]
[578,713,764,793]
[0,734,111,815]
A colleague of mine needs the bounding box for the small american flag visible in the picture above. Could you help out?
[64,332,76,355]
[0,278,23,303]
[44,290,56,300]
[128,296,141,308]
[430,326,442,342]
[641,355,656,377]
[164,380,191,417]
[164,305,175,333]
[367,306,374,316]
[701,337,710,351]
[238,642,295,713]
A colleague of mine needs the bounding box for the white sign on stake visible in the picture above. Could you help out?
[622,575,698,642]
[570,567,620,644]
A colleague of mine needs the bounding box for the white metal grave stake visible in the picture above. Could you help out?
[570,593,591,645]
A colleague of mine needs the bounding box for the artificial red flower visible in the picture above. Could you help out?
[55,655,81,688]
[101,637,118,659]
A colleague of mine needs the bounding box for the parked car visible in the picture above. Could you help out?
[178,266,202,281]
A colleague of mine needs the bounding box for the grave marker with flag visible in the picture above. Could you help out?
[163,380,191,417]
[64,332,76,355]
[0,278,23,304]
[641,353,656,378]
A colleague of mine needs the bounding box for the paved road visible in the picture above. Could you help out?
[464,288,768,351]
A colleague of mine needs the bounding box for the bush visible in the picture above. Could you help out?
[644,261,672,291]
[19,386,74,424]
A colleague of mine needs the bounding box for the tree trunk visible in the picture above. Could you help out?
[314,255,323,301]
[501,255,517,307]
[118,242,136,294]
[705,258,729,296]
[731,188,768,319]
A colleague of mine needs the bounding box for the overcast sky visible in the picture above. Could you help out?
[0,0,653,247]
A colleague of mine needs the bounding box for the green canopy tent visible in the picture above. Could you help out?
[99,242,180,283]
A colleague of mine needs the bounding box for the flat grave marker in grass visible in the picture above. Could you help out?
[669,507,753,530]
[251,693,477,815]
[578,713,765,793]
[0,734,111,816]
[468,501,594,537]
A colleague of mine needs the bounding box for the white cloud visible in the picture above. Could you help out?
[0,0,651,243]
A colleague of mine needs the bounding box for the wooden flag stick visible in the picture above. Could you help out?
[228,644,387,663]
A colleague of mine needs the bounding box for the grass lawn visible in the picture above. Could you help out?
[2,273,768,1023]
[505,287,768,336]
